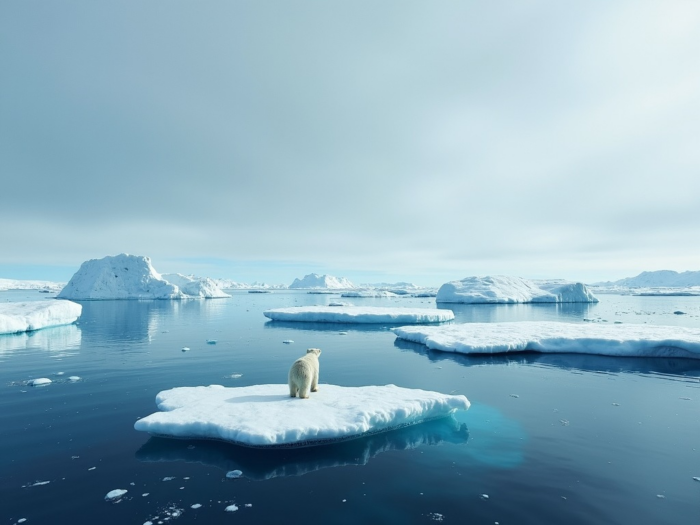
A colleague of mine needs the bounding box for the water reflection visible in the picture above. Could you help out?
[136,416,469,479]
[0,324,82,354]
[394,338,700,377]
[439,302,594,324]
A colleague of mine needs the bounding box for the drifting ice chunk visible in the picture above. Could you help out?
[134,384,470,448]
[341,291,398,298]
[105,489,128,501]
[263,306,454,324]
[0,300,82,335]
[436,276,598,304]
[29,378,52,386]
[393,322,700,359]
[161,273,230,298]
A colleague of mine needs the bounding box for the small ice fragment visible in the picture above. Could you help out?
[142,493,149,497]
[191,504,202,509]
[206,340,217,345]
[130,482,135,486]
[88,467,96,471]
[56,372,65,375]
[29,378,52,386]
[181,347,190,352]
[226,470,242,479]
[225,504,238,512]
[245,504,252,507]
[28,480,50,487]
[656,494,665,499]
[18,520,27,524]
[229,374,242,379]
[612,403,620,406]
[105,489,128,501]
[679,397,691,401]
[68,376,81,382]
[180,487,184,489]
[509,394,519,398]
[144,522,153,525]
[338,331,348,335]
[480,494,489,500]
[693,477,700,482]
[560,419,570,426]
[71,455,80,459]
[342,499,346,502]
[162,476,176,481]
[183,477,190,480]
[427,513,444,521]
[282,340,294,344]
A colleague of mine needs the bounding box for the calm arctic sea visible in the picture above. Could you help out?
[1,290,699,524]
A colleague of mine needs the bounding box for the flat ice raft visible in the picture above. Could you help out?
[0,300,82,335]
[263,306,454,324]
[134,384,470,448]
[393,321,700,359]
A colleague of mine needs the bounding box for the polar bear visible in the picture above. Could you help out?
[288,348,321,399]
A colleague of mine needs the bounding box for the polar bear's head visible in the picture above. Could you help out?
[306,348,321,356]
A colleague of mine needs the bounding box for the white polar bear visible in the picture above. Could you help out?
[288,348,321,399]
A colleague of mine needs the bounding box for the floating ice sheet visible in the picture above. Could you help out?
[393,321,700,359]
[134,384,469,448]
[0,300,82,334]
[263,306,454,324]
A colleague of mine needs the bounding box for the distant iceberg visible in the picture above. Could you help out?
[436,276,598,304]
[264,306,454,324]
[341,290,398,298]
[161,273,230,298]
[289,273,355,289]
[0,300,82,334]
[57,254,229,300]
[393,321,700,359]
[0,278,65,292]
[134,384,470,448]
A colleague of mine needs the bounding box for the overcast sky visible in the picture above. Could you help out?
[1,1,699,286]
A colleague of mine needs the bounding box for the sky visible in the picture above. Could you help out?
[1,1,699,287]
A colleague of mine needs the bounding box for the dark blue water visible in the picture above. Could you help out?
[1,290,699,524]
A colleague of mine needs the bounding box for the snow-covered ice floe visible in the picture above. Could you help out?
[436,276,598,304]
[392,321,700,359]
[134,384,470,448]
[0,300,82,334]
[263,306,454,324]
[340,290,398,298]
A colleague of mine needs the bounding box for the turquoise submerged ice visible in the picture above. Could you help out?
[134,384,470,448]
[393,321,700,358]
[263,306,454,324]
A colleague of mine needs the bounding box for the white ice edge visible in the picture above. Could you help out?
[263,306,454,324]
[0,300,82,334]
[392,321,700,359]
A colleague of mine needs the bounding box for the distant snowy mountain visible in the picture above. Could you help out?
[0,278,65,292]
[289,273,355,289]
[211,279,287,290]
[596,270,700,288]
[58,254,229,300]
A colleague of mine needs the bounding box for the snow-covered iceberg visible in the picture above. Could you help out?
[263,306,454,324]
[436,276,598,304]
[393,321,700,359]
[0,300,82,334]
[134,384,470,448]
[57,254,230,300]
[289,273,355,289]
[161,273,230,298]
[0,278,65,292]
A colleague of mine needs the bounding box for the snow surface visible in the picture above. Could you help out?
[0,278,65,292]
[134,384,470,448]
[289,273,355,289]
[57,254,228,299]
[161,273,230,298]
[263,306,454,324]
[436,276,598,304]
[0,300,82,334]
[393,321,700,359]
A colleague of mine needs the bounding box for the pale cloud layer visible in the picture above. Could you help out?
[1,1,699,285]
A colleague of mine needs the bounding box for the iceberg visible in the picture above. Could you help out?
[134,384,470,448]
[263,306,454,324]
[161,273,230,298]
[393,321,700,359]
[289,273,355,289]
[340,291,398,298]
[0,300,82,335]
[436,276,598,304]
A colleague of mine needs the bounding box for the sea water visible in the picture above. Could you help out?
[1,290,698,524]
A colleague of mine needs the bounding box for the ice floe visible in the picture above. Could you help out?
[393,321,700,358]
[263,306,454,324]
[105,489,128,501]
[134,384,469,448]
[0,300,82,334]
[29,378,52,386]
[341,290,398,298]
[436,276,598,304]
